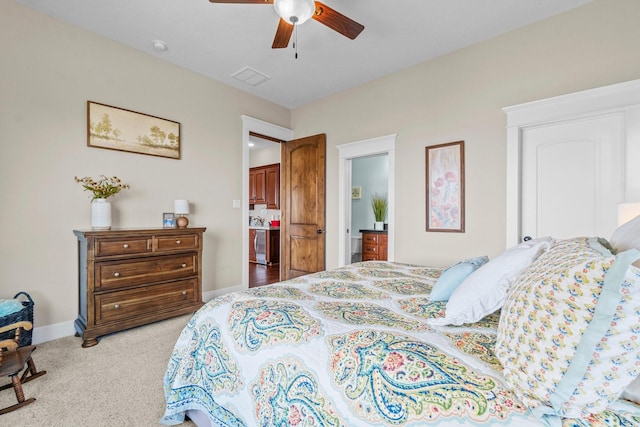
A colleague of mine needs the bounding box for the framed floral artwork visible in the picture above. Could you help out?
[87,101,181,159]
[425,141,465,232]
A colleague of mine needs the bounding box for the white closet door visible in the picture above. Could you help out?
[521,114,624,241]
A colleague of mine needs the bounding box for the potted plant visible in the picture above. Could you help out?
[371,193,387,230]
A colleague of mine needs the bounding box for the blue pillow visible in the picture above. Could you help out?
[430,256,489,301]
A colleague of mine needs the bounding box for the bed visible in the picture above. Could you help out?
[161,229,640,426]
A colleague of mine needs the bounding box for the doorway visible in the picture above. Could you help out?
[350,154,389,262]
[337,134,397,267]
[248,133,282,287]
[242,116,293,289]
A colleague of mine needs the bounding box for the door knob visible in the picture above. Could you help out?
[317,229,325,234]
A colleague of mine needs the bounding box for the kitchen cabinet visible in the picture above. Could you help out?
[361,230,388,261]
[268,229,280,265]
[249,168,266,205]
[249,228,257,262]
[73,227,205,348]
[249,163,280,209]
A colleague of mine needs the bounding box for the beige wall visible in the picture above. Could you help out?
[3,0,640,336]
[0,1,290,331]
[291,0,640,269]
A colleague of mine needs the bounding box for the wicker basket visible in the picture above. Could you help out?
[0,291,34,347]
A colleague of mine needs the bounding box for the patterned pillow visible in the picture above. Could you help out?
[496,237,640,422]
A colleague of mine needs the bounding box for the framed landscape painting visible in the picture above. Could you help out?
[425,141,465,232]
[87,101,181,159]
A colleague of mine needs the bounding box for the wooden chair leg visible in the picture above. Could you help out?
[12,375,25,402]
[21,357,46,384]
[0,375,36,415]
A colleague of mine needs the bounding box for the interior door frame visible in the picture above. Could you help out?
[241,116,293,289]
[337,134,397,267]
[504,79,640,248]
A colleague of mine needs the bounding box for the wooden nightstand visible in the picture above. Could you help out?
[73,227,206,347]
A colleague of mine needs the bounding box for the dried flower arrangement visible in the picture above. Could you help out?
[74,175,130,201]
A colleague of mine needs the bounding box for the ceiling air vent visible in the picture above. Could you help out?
[231,66,271,87]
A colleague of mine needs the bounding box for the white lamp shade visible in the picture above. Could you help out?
[618,202,640,226]
[274,0,315,25]
[174,199,190,215]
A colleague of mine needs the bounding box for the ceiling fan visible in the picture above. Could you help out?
[209,0,365,49]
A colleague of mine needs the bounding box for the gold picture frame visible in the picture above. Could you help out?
[87,101,180,159]
[425,141,465,232]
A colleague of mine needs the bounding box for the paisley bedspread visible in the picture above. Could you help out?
[161,261,640,427]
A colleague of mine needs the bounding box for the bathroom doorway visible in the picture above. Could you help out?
[350,154,389,263]
[337,134,397,267]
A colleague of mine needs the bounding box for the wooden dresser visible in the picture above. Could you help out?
[73,227,206,347]
[361,230,388,261]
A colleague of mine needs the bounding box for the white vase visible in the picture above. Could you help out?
[374,221,384,231]
[91,198,112,230]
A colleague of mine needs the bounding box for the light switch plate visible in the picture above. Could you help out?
[233,199,241,209]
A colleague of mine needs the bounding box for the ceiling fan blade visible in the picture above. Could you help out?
[272,18,294,48]
[312,1,364,40]
[208,0,272,4]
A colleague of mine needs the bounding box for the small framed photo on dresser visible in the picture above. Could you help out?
[163,212,176,228]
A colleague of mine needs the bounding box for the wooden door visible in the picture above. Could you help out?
[521,114,624,240]
[280,134,326,280]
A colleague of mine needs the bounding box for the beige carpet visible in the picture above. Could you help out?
[0,314,196,427]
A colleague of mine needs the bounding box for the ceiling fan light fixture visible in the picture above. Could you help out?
[274,0,315,25]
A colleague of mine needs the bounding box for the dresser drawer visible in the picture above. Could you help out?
[156,234,199,252]
[95,254,197,290]
[94,279,198,325]
[96,237,152,257]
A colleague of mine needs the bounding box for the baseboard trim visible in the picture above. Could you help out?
[32,284,245,345]
[203,284,244,302]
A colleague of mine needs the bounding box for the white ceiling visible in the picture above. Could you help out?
[17,0,593,109]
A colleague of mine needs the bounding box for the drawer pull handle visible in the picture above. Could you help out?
[181,291,187,296]
[114,304,120,309]
[176,240,181,244]
[181,263,187,268]
[123,244,129,248]
[114,272,120,277]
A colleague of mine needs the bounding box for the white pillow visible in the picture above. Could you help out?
[610,214,640,252]
[428,237,553,326]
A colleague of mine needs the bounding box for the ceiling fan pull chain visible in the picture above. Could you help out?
[294,24,298,59]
